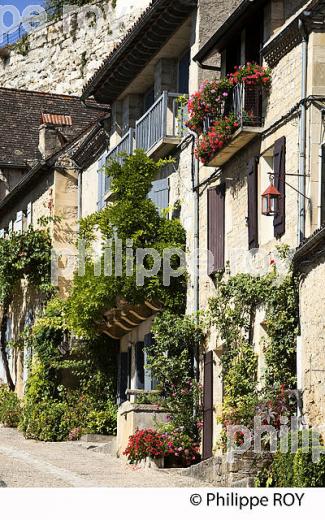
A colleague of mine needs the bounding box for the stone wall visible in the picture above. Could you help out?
[299,253,325,428]
[0,0,150,95]
[173,452,273,487]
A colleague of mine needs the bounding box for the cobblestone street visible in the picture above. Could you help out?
[0,427,208,488]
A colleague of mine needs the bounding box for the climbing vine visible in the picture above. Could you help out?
[66,150,187,337]
[145,311,206,439]
[0,228,52,390]
[208,264,299,431]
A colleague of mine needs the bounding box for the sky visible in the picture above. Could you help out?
[1,1,46,34]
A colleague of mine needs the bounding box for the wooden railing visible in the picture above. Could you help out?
[105,128,135,193]
[135,91,187,153]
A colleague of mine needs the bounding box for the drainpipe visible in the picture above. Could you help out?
[298,19,308,244]
[188,128,200,380]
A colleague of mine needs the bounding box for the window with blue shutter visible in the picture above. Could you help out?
[97,153,108,210]
[148,178,169,212]
[144,333,158,391]
[14,211,23,233]
[26,202,32,227]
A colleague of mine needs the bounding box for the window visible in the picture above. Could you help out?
[143,87,155,113]
[178,49,190,94]
[207,184,225,275]
[247,157,259,250]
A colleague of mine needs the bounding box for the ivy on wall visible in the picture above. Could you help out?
[208,263,299,430]
[0,228,52,391]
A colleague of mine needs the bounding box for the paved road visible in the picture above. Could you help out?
[0,427,208,488]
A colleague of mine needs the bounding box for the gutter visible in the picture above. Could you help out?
[188,128,200,380]
[298,18,308,245]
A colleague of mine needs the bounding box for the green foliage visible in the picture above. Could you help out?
[0,228,52,306]
[19,301,118,441]
[145,312,205,438]
[256,432,325,487]
[68,150,187,337]
[0,385,22,427]
[209,270,299,429]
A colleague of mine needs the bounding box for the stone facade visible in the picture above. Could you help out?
[0,0,150,95]
[298,248,325,428]
[174,452,273,487]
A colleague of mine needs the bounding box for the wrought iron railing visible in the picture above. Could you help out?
[104,128,135,193]
[0,3,63,48]
[232,83,263,127]
[203,83,263,132]
[135,91,188,153]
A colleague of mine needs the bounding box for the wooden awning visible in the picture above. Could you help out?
[101,299,162,339]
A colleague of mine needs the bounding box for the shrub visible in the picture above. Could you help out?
[123,428,200,467]
[256,432,325,487]
[86,401,117,436]
[0,385,22,427]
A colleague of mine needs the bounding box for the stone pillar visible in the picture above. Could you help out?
[110,100,123,147]
[122,95,143,135]
[154,58,177,98]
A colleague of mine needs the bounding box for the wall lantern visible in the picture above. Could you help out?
[261,176,281,216]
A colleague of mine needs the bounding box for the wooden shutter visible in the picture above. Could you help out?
[203,350,214,460]
[148,178,169,212]
[247,157,259,250]
[144,333,154,391]
[117,352,128,406]
[14,211,23,233]
[26,202,32,227]
[135,341,145,390]
[273,137,286,237]
[207,184,225,275]
[97,153,107,210]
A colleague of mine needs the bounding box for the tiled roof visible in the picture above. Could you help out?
[0,87,109,168]
[41,113,73,126]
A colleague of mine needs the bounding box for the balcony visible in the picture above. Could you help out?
[207,84,264,167]
[104,128,135,194]
[135,91,187,160]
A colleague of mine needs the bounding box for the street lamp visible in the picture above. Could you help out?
[261,176,281,216]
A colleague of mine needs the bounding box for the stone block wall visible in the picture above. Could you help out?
[175,452,273,487]
[300,254,325,428]
[0,0,150,95]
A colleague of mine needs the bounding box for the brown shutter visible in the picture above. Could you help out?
[247,157,259,250]
[273,137,286,237]
[207,184,225,275]
[203,351,214,460]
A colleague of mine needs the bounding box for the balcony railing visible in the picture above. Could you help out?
[207,83,264,167]
[135,91,187,156]
[105,128,135,193]
[232,83,263,128]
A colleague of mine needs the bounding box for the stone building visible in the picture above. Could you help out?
[2,0,325,473]
[0,87,108,394]
[79,0,242,455]
[194,0,325,458]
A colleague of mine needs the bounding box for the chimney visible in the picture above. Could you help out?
[38,114,73,160]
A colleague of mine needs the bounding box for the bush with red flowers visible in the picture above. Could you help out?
[123,428,200,467]
[186,63,272,164]
[228,63,272,87]
[195,114,240,165]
